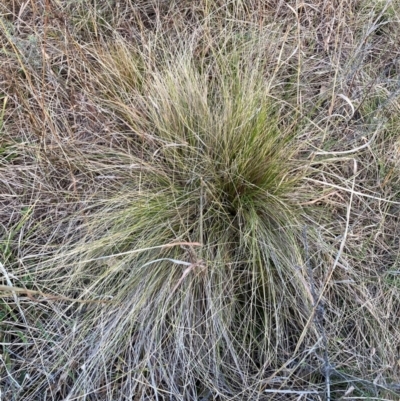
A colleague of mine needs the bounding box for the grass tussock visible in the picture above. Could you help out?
[1,1,400,400]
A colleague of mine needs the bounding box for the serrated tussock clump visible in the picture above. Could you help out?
[38,37,326,399]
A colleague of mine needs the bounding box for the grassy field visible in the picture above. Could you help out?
[0,1,400,400]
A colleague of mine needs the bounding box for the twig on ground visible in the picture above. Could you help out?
[302,226,331,401]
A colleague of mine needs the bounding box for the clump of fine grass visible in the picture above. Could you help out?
[25,31,336,399]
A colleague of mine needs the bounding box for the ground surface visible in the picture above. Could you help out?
[1,1,400,400]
